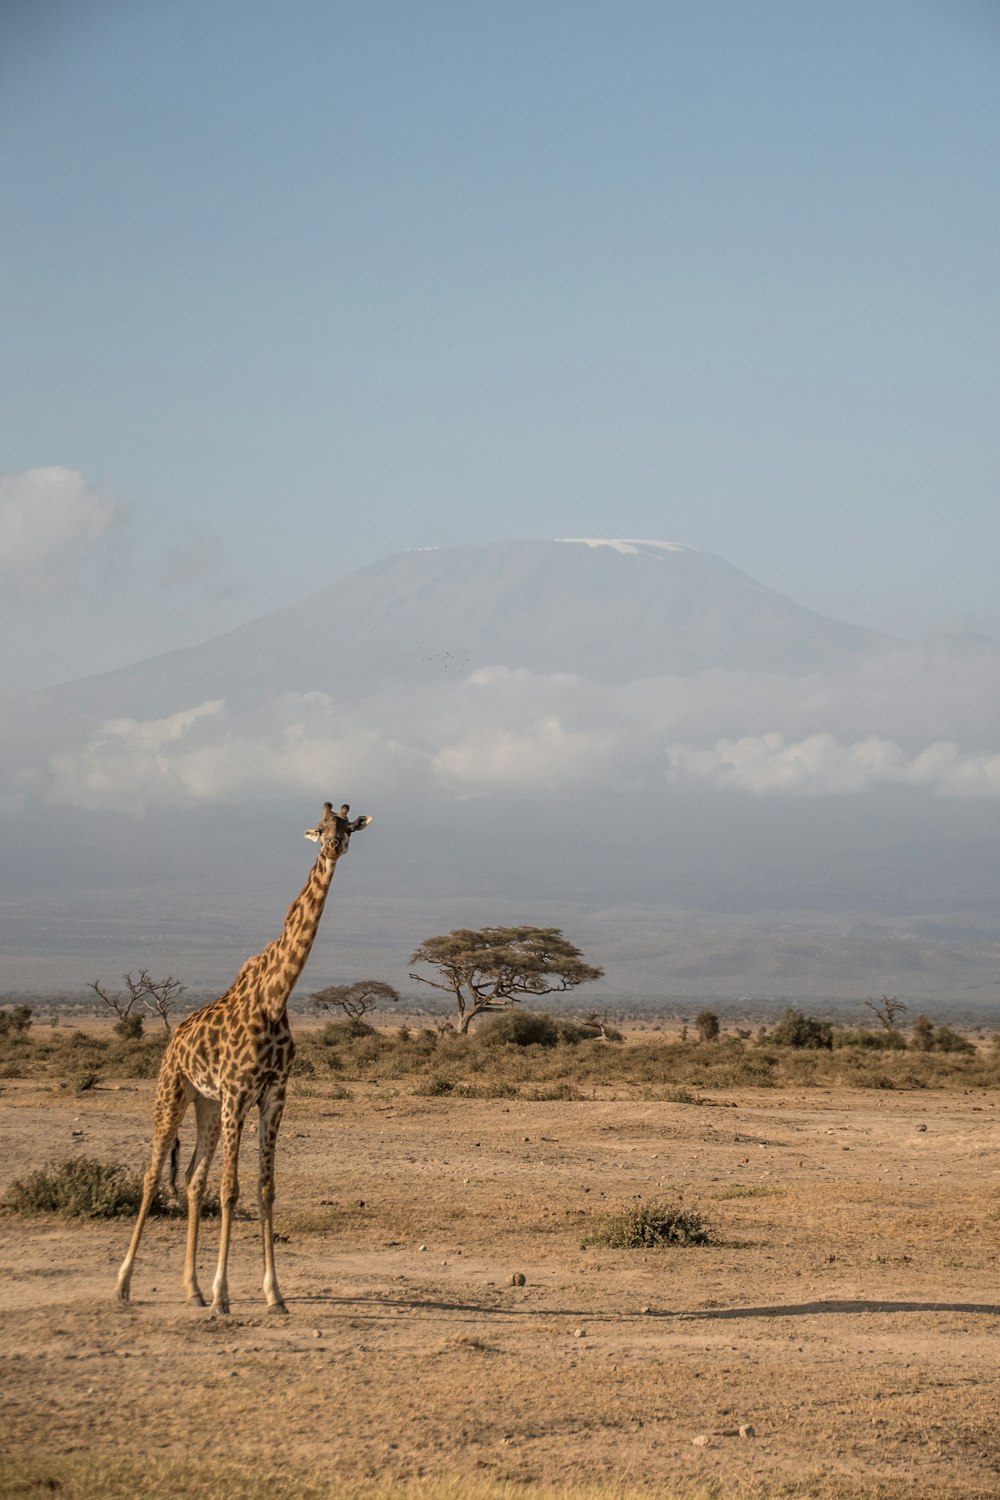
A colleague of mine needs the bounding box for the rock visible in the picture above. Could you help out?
[692,1434,711,1447]
[640,1305,652,1315]
[573,1327,586,1338]
[739,1424,755,1439]
[419,1244,428,1252]
[511,1272,526,1286]
[312,1329,322,1338]
[916,1124,928,1132]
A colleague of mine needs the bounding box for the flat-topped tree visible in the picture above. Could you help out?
[409,925,603,1035]
[114,801,372,1315]
[311,980,400,1022]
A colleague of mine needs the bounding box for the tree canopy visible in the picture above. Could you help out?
[408,925,603,1034]
[310,980,399,1020]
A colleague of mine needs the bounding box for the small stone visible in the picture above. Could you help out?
[640,1305,652,1315]
[511,1272,526,1286]
[419,1244,428,1252]
[692,1434,711,1448]
[739,1424,755,1439]
[312,1329,322,1339]
[356,1199,366,1208]
[71,1129,84,1137]
[573,1327,586,1338]
[916,1124,928,1132]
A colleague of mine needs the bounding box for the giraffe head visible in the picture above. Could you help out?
[304,801,373,859]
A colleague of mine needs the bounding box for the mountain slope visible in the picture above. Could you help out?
[11,539,890,728]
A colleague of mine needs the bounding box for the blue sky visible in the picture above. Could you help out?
[2,0,998,692]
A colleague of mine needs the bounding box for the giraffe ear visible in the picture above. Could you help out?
[350,814,373,832]
[304,826,321,842]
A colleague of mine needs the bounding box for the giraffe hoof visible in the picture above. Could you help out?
[187,1290,207,1307]
[209,1302,231,1318]
[267,1300,289,1316]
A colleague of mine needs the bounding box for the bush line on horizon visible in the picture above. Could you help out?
[0,1004,995,1093]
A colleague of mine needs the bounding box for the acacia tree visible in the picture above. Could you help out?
[311,980,400,1021]
[408,926,604,1035]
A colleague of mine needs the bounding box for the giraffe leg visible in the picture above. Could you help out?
[258,1083,288,1312]
[182,1095,221,1305]
[209,1100,245,1315]
[115,1076,187,1303]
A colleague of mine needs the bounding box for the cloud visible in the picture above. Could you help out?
[665,732,1000,798]
[44,693,428,812]
[13,651,1000,812]
[0,467,121,594]
[433,715,620,795]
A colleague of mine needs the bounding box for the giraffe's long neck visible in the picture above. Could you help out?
[255,851,339,1022]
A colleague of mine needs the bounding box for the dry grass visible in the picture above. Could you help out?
[4,1076,1000,1500]
[0,1457,823,1500]
[6,1017,998,1096]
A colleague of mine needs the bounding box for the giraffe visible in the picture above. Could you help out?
[114,801,372,1315]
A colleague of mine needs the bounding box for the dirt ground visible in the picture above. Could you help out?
[2,1074,1000,1499]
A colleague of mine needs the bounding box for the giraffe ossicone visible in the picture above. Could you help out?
[114,799,372,1315]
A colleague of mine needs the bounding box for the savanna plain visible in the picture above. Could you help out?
[3,1017,1000,1500]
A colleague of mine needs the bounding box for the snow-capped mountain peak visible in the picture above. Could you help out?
[556,537,693,557]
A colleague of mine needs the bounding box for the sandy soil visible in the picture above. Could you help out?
[2,1076,1000,1498]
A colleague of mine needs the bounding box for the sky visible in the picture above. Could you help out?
[2,0,999,696]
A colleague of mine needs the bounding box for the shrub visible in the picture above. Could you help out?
[906,1016,973,1054]
[931,1025,975,1055]
[910,1015,935,1052]
[769,1008,833,1050]
[0,1004,33,1038]
[833,1027,907,1051]
[474,1012,561,1048]
[412,1076,456,1096]
[2,1157,153,1218]
[113,1013,145,1041]
[320,1018,377,1042]
[73,1069,102,1092]
[583,1200,712,1248]
[694,1011,720,1043]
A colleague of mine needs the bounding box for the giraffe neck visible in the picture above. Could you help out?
[255,851,339,1022]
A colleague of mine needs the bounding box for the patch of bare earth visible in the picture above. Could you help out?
[2,1079,1000,1498]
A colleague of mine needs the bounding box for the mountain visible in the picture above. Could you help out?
[3,540,1000,1006]
[9,538,889,730]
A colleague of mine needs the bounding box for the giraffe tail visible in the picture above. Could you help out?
[168,1135,181,1197]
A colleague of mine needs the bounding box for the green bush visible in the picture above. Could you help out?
[695,1010,720,1042]
[583,1200,712,1248]
[930,1025,975,1054]
[833,1027,907,1051]
[2,1156,153,1218]
[413,1075,456,1096]
[769,1009,833,1049]
[474,1011,561,1047]
[320,1018,377,1042]
[0,1004,33,1038]
[113,1013,144,1041]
